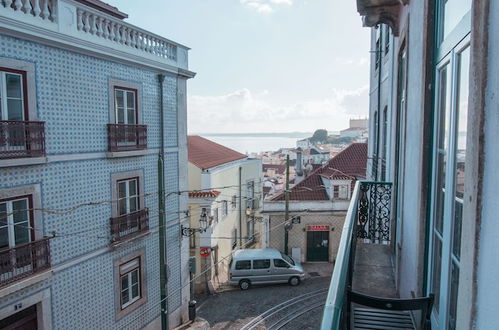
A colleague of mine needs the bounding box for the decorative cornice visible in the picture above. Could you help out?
[356,0,409,36]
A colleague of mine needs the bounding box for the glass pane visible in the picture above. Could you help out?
[121,275,128,290]
[434,65,450,234]
[6,74,22,99]
[126,91,135,109]
[129,197,138,213]
[115,90,124,108]
[432,236,443,311]
[118,182,126,199]
[252,259,270,269]
[127,108,135,125]
[121,288,129,305]
[116,107,125,124]
[12,199,28,224]
[128,180,137,196]
[118,199,127,216]
[448,261,460,330]
[452,47,469,259]
[0,226,8,249]
[131,283,139,299]
[443,0,472,39]
[6,99,23,120]
[14,225,30,245]
[0,203,6,224]
[131,269,139,284]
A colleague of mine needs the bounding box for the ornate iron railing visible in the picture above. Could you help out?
[110,208,149,242]
[321,181,392,329]
[0,237,51,287]
[357,181,392,243]
[0,120,46,159]
[107,124,147,152]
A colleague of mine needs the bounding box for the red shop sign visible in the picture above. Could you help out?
[200,247,211,257]
[306,225,330,232]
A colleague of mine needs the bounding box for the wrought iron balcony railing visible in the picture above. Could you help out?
[0,238,51,287]
[110,208,149,242]
[0,120,46,159]
[321,181,392,329]
[107,124,147,152]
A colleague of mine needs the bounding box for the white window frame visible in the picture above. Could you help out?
[120,258,141,309]
[117,178,139,216]
[114,249,147,319]
[108,79,142,125]
[0,196,32,249]
[0,58,37,121]
[114,87,137,125]
[111,170,145,218]
[0,70,25,121]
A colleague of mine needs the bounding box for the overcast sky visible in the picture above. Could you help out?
[105,0,370,133]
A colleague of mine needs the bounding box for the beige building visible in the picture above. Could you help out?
[262,143,367,264]
[187,136,262,293]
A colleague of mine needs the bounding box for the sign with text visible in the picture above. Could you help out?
[306,225,330,232]
[200,247,211,257]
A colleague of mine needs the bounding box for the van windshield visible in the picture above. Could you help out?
[280,252,295,266]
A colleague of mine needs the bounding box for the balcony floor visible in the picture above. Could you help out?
[352,242,397,298]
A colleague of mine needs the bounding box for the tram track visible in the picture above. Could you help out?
[241,288,328,330]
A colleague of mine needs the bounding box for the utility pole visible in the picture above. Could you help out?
[284,155,290,255]
[157,74,169,330]
[238,166,242,248]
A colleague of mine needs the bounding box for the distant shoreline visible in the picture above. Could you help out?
[193,132,339,138]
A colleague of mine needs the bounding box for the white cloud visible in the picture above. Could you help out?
[240,0,292,14]
[187,87,369,133]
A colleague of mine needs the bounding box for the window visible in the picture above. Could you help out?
[0,69,27,121]
[333,186,340,199]
[235,260,251,270]
[117,178,139,215]
[120,258,141,309]
[246,181,255,209]
[115,250,147,318]
[252,259,270,269]
[114,87,137,125]
[0,196,33,249]
[222,200,228,217]
[231,195,237,209]
[274,259,290,268]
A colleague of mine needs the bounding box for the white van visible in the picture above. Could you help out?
[228,248,306,290]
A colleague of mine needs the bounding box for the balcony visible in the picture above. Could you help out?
[107,124,147,153]
[321,181,433,329]
[110,208,149,242]
[0,120,45,159]
[0,0,191,73]
[0,238,51,288]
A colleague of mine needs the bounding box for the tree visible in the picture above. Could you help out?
[310,129,328,143]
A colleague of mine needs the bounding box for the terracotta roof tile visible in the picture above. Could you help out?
[262,164,286,175]
[188,136,247,170]
[188,190,221,198]
[272,143,367,201]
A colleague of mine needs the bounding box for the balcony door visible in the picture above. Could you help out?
[0,197,33,250]
[0,70,27,152]
[428,16,470,329]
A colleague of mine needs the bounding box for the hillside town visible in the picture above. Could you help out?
[0,1,498,330]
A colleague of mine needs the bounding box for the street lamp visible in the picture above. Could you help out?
[181,208,209,237]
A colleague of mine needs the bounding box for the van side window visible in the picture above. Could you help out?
[235,260,251,270]
[274,259,289,268]
[253,259,270,269]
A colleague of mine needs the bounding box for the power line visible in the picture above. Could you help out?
[118,210,310,329]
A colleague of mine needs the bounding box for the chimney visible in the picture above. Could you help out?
[296,150,303,176]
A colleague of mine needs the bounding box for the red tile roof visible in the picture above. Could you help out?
[188,136,247,170]
[188,190,221,198]
[262,164,286,175]
[272,143,367,201]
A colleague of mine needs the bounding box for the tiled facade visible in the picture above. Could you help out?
[0,7,192,329]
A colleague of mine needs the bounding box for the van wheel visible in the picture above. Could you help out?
[239,279,251,290]
[289,276,300,286]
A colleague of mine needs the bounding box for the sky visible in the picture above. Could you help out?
[104,0,371,134]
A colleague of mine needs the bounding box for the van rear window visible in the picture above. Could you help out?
[253,259,270,269]
[235,260,251,270]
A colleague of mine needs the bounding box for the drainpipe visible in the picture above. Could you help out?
[284,155,290,255]
[158,74,169,330]
[239,166,242,248]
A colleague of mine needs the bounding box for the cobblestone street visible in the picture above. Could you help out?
[194,265,332,330]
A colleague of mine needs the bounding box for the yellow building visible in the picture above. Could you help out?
[187,136,262,293]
